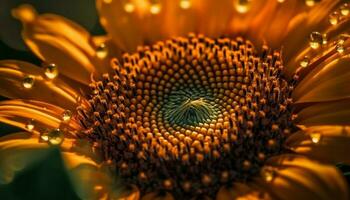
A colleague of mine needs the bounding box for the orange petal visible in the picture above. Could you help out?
[227,0,310,49]
[295,98,350,125]
[0,99,80,136]
[285,126,350,164]
[282,1,340,62]
[284,2,350,77]
[96,0,146,52]
[12,4,109,84]
[293,56,350,103]
[97,0,238,52]
[257,154,349,200]
[0,60,79,110]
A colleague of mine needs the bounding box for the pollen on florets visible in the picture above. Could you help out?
[77,34,298,198]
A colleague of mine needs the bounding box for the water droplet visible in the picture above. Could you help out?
[305,0,318,7]
[235,0,251,13]
[336,43,345,54]
[48,129,64,146]
[150,3,161,14]
[277,0,285,3]
[180,0,191,9]
[300,56,310,68]
[44,63,58,79]
[329,12,339,25]
[62,110,72,122]
[124,2,135,13]
[340,3,349,16]
[309,32,323,49]
[40,131,49,142]
[310,132,321,143]
[96,43,108,59]
[322,34,328,45]
[26,119,35,131]
[22,75,35,89]
[262,168,275,182]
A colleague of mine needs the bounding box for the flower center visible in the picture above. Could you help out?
[77,34,297,198]
[163,87,218,126]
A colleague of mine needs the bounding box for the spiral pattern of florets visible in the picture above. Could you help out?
[77,34,297,198]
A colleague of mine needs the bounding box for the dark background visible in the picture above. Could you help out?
[0,0,350,193]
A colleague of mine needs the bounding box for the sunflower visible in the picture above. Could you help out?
[1,0,350,199]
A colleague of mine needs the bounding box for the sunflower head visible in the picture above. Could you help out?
[1,0,350,200]
[76,33,299,198]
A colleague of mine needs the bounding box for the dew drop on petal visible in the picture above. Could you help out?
[305,0,318,7]
[62,110,72,122]
[150,3,161,14]
[329,12,339,25]
[96,43,108,59]
[322,34,328,45]
[234,0,251,14]
[22,75,35,89]
[261,168,275,182]
[44,63,58,79]
[336,43,345,54]
[340,3,350,16]
[179,0,191,9]
[300,56,310,68]
[310,132,321,144]
[277,0,285,3]
[48,129,64,146]
[124,2,135,13]
[309,32,323,49]
[40,131,49,142]
[25,119,35,131]
[338,35,346,44]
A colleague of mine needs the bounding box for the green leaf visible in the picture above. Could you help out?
[0,148,80,200]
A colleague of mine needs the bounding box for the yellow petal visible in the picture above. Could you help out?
[258,154,349,200]
[12,4,108,84]
[295,99,350,125]
[286,126,350,164]
[0,60,79,110]
[293,56,350,103]
[0,99,80,135]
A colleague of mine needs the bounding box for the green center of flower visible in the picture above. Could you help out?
[163,87,218,126]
